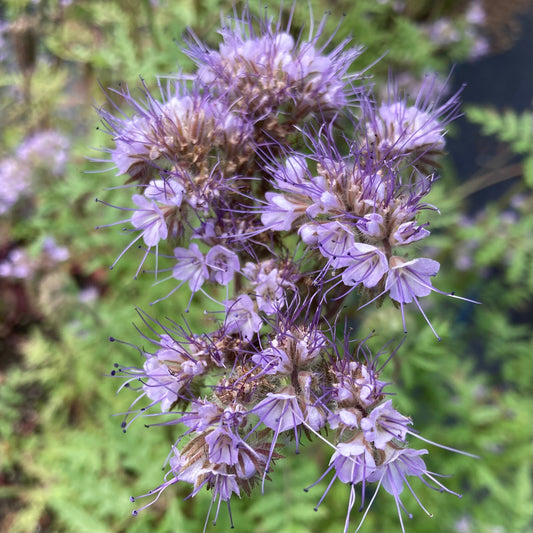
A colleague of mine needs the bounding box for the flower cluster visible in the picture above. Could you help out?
[97,5,477,532]
[0,130,70,215]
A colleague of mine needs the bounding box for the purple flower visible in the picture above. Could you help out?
[110,115,152,178]
[17,130,70,175]
[141,333,208,411]
[332,360,387,408]
[356,213,386,239]
[142,356,184,412]
[0,248,34,279]
[385,256,440,303]
[224,294,262,340]
[390,221,430,246]
[144,178,184,207]
[99,81,247,182]
[253,388,304,433]
[180,399,222,432]
[252,346,291,375]
[363,78,462,169]
[367,102,446,155]
[188,7,361,123]
[0,158,32,215]
[205,426,243,466]
[261,191,310,231]
[254,268,285,314]
[172,243,208,292]
[330,433,376,485]
[360,400,412,449]
[315,222,356,266]
[131,194,168,246]
[205,245,240,286]
[362,445,462,533]
[340,243,389,288]
[42,236,70,263]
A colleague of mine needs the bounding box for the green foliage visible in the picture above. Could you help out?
[465,105,533,187]
[465,106,533,155]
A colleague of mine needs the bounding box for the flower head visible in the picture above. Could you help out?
[187,5,361,142]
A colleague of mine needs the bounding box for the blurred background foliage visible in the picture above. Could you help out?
[1,0,532,532]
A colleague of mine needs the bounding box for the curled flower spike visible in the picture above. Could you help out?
[362,74,463,170]
[187,4,362,128]
[98,79,250,182]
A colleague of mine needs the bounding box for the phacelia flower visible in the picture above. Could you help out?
[360,399,412,449]
[172,243,208,292]
[188,7,361,127]
[224,294,262,340]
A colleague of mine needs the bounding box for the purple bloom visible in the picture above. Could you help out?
[42,236,70,263]
[367,101,446,155]
[252,346,291,375]
[110,114,152,178]
[97,4,478,528]
[172,243,208,292]
[254,268,285,314]
[141,333,208,411]
[205,426,243,466]
[180,399,222,432]
[315,222,356,266]
[253,388,304,433]
[131,194,168,246]
[363,78,462,169]
[261,191,309,231]
[340,243,389,288]
[17,130,70,175]
[356,213,386,239]
[224,294,262,340]
[276,155,312,188]
[330,433,376,485]
[142,356,184,412]
[188,7,361,124]
[390,221,430,246]
[360,400,412,449]
[0,248,34,279]
[144,178,184,207]
[205,245,240,286]
[385,256,440,303]
[332,360,387,408]
[362,445,462,533]
[99,81,248,183]
[0,158,32,215]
